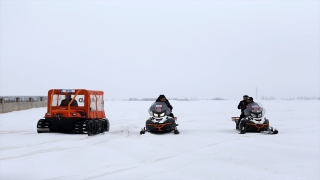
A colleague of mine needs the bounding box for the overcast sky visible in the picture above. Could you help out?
[0,0,319,100]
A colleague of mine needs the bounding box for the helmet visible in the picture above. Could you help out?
[247,97,253,101]
[159,95,166,99]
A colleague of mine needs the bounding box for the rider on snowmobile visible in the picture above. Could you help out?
[237,95,249,128]
[155,95,174,118]
[141,94,179,135]
[239,97,256,134]
[237,97,276,134]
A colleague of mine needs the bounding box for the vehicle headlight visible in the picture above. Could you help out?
[153,113,158,117]
[258,113,262,117]
[160,113,165,117]
[251,113,256,118]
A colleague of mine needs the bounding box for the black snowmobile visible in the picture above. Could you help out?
[232,102,278,134]
[140,101,179,135]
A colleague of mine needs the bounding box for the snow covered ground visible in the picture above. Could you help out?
[0,100,319,180]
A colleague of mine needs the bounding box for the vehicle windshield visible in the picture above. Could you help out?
[244,102,266,117]
[148,101,170,115]
[51,94,85,107]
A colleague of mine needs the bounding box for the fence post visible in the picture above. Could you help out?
[29,97,33,108]
[16,97,20,110]
[0,98,4,113]
[40,97,43,107]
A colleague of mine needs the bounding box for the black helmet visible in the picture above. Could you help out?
[158,95,166,99]
[247,97,253,101]
[243,95,249,97]
[156,94,167,102]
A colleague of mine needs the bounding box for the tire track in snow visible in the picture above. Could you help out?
[152,155,178,163]
[83,167,137,180]
[0,130,34,134]
[0,148,68,160]
[51,165,138,180]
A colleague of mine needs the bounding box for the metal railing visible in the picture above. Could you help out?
[0,96,47,103]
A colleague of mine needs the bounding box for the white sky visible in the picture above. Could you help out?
[0,0,319,99]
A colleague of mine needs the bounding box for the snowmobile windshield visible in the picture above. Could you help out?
[244,102,266,117]
[148,102,171,116]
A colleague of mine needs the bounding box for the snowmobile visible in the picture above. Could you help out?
[140,101,179,135]
[231,102,278,134]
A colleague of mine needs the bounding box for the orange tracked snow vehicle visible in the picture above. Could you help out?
[37,89,109,136]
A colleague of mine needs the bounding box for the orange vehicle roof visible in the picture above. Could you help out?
[48,89,104,94]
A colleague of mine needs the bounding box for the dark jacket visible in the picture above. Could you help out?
[237,100,248,112]
[155,95,173,111]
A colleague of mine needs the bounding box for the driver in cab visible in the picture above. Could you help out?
[60,94,78,106]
